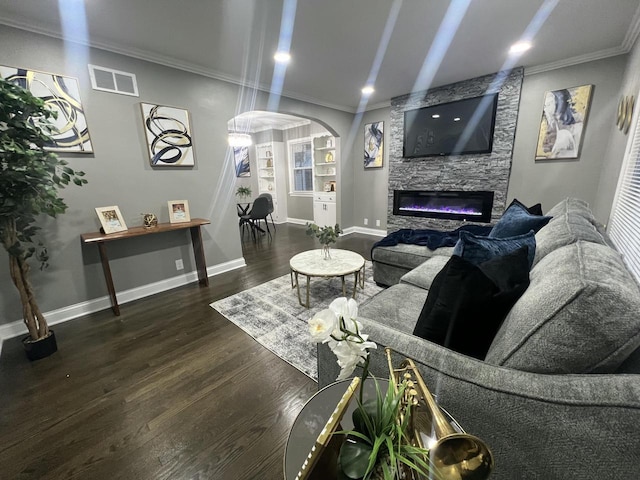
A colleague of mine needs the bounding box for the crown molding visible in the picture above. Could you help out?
[524,45,627,76]
[364,99,392,112]
[622,3,640,52]
[0,16,356,114]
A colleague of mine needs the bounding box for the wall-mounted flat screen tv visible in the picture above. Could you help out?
[403,93,499,158]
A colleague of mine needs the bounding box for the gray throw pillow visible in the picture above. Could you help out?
[485,242,640,374]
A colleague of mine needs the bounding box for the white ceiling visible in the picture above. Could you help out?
[0,0,639,113]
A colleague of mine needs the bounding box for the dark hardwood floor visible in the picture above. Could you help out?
[0,223,379,480]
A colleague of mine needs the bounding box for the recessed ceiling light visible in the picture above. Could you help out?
[361,85,375,95]
[509,41,532,54]
[274,51,291,64]
[454,117,461,122]
[432,114,440,119]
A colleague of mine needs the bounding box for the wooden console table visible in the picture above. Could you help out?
[81,218,210,316]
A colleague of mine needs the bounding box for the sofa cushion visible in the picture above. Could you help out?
[372,243,454,271]
[546,197,597,224]
[413,247,530,359]
[399,255,450,290]
[453,230,536,269]
[359,283,428,334]
[489,200,551,238]
[533,211,606,266]
[485,241,640,373]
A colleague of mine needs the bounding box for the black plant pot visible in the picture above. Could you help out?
[22,329,58,361]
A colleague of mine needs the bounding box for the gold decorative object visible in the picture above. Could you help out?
[325,152,334,163]
[385,348,494,480]
[617,96,625,129]
[624,96,635,134]
[141,213,158,228]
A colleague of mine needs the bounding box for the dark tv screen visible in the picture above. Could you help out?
[403,94,498,158]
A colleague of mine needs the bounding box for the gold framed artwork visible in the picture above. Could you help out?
[364,121,384,168]
[95,206,128,234]
[141,103,195,167]
[535,85,593,160]
[1,65,94,153]
[168,200,190,223]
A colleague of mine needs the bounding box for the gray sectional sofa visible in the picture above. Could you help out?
[317,198,640,479]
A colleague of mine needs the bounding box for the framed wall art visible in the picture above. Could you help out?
[168,200,191,223]
[535,85,593,160]
[141,103,195,167]
[95,206,128,234]
[234,146,251,177]
[1,65,94,153]
[364,121,384,168]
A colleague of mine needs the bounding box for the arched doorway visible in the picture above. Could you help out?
[227,110,340,227]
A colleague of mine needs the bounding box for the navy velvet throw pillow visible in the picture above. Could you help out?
[489,200,551,238]
[509,198,543,216]
[453,230,536,269]
[413,247,531,360]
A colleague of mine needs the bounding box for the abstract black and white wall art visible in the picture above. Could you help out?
[141,103,195,167]
[1,66,94,153]
[364,121,384,168]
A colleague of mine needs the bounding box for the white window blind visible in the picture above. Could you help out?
[608,91,640,283]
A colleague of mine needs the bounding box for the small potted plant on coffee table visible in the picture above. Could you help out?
[306,222,342,259]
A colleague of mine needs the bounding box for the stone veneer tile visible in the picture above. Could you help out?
[388,68,524,231]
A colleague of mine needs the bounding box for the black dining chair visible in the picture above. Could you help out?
[257,193,276,231]
[241,196,271,239]
[237,202,252,238]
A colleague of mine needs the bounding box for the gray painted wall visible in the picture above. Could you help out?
[508,55,627,220]
[594,38,640,223]
[0,25,353,326]
[352,108,391,231]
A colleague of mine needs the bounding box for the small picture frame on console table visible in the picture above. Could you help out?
[168,200,191,223]
[95,206,128,234]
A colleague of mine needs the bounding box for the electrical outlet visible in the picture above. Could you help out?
[376,219,381,227]
[364,218,368,225]
[175,259,184,271]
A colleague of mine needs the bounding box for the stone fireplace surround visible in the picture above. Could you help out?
[387,68,524,231]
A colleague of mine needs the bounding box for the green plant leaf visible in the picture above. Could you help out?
[340,436,373,479]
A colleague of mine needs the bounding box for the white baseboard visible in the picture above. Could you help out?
[342,226,388,237]
[285,221,387,238]
[286,217,312,225]
[0,257,246,355]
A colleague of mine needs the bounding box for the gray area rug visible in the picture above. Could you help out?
[210,260,383,381]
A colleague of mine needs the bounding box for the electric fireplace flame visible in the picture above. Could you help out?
[393,190,494,223]
[399,205,483,216]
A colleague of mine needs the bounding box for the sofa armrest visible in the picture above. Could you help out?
[317,317,640,480]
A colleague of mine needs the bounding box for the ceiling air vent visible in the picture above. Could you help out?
[88,64,139,97]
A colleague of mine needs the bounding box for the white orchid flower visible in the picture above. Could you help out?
[329,297,358,323]
[310,297,377,382]
[308,308,338,343]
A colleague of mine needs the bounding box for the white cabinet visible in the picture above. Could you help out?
[255,141,286,222]
[313,192,336,227]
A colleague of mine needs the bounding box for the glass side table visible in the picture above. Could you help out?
[283,378,464,480]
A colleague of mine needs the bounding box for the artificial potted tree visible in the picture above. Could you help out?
[0,77,88,360]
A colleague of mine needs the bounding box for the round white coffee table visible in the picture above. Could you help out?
[289,249,365,308]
